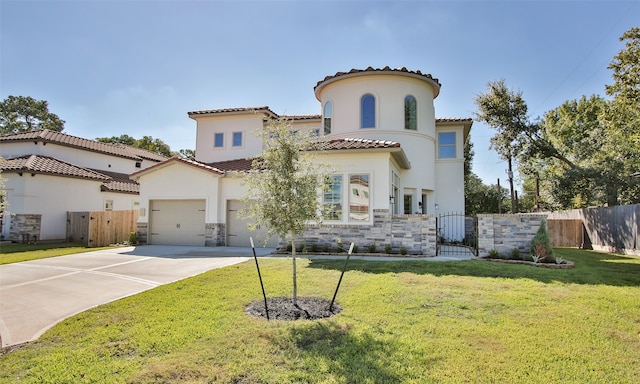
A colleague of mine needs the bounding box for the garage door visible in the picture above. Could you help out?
[149,199,206,246]
[227,200,278,247]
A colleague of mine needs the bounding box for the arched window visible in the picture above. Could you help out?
[405,95,417,130]
[360,94,375,128]
[323,102,332,135]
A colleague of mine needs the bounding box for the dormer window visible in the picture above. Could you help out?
[360,94,375,128]
[405,95,417,130]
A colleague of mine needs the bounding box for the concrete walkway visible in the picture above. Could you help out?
[0,244,475,348]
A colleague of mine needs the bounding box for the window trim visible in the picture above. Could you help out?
[323,102,332,135]
[214,133,224,148]
[232,131,243,147]
[360,94,376,129]
[404,95,417,130]
[438,132,457,159]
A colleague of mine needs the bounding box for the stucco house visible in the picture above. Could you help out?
[130,67,472,250]
[0,130,167,242]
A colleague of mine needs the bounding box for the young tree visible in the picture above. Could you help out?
[240,117,333,306]
[0,95,65,135]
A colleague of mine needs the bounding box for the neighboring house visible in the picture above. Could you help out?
[0,129,166,242]
[131,67,472,248]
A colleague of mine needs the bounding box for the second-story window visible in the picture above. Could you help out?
[233,132,243,147]
[405,95,417,130]
[214,133,224,148]
[361,94,375,128]
[323,102,332,135]
[438,132,456,158]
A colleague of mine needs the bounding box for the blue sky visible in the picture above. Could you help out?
[1,0,638,188]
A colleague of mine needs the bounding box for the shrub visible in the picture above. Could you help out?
[352,244,359,254]
[400,246,408,255]
[322,243,329,253]
[128,231,138,244]
[310,243,318,252]
[488,249,499,258]
[530,219,553,262]
[368,243,377,253]
[511,248,521,260]
[336,242,345,253]
[384,244,392,254]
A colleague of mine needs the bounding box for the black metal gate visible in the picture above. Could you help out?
[436,213,478,257]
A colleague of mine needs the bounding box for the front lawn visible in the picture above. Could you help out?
[0,243,114,265]
[1,248,639,383]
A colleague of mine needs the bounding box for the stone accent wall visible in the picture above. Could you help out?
[136,222,148,244]
[205,223,225,246]
[9,214,42,243]
[296,210,437,256]
[477,214,547,257]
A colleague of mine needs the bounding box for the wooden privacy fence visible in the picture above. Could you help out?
[67,210,138,247]
[546,204,639,255]
[547,220,584,248]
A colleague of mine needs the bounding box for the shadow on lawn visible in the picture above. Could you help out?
[308,250,640,287]
[277,321,417,383]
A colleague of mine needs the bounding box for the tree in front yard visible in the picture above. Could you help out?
[240,117,333,306]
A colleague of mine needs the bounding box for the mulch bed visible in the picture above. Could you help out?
[245,297,341,321]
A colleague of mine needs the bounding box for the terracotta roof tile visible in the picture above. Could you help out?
[1,155,111,181]
[436,118,473,123]
[205,158,257,172]
[314,66,441,97]
[0,129,167,162]
[312,137,401,151]
[91,169,140,194]
[129,156,225,178]
[187,106,278,118]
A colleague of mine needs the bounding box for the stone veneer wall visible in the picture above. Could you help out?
[477,214,547,257]
[136,222,148,244]
[205,223,225,246]
[9,214,42,243]
[296,209,438,256]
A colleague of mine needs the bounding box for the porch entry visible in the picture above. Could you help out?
[436,212,478,257]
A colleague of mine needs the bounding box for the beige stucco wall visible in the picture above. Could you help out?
[135,162,221,224]
[194,114,266,163]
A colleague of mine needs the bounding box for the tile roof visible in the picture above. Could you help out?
[1,155,111,181]
[0,129,167,162]
[311,137,401,151]
[205,158,257,172]
[1,155,140,194]
[129,156,225,178]
[436,118,473,123]
[314,66,441,98]
[91,169,140,194]
[187,106,278,119]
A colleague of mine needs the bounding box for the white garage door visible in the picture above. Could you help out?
[149,199,206,246]
[227,200,278,247]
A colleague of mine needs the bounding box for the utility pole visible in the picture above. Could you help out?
[497,178,502,214]
[507,156,516,213]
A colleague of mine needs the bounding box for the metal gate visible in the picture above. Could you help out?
[436,213,478,257]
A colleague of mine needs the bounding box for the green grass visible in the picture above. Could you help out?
[1,248,639,383]
[0,243,114,264]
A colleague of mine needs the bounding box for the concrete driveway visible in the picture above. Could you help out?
[0,245,272,348]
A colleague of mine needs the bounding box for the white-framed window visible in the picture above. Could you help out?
[214,133,224,148]
[349,174,370,222]
[323,102,332,135]
[438,132,456,158]
[405,95,417,130]
[323,175,343,221]
[360,94,375,128]
[232,131,243,147]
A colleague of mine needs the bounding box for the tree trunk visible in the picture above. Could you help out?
[290,231,298,306]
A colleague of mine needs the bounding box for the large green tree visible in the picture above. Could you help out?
[96,134,173,157]
[240,117,332,306]
[0,96,65,135]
